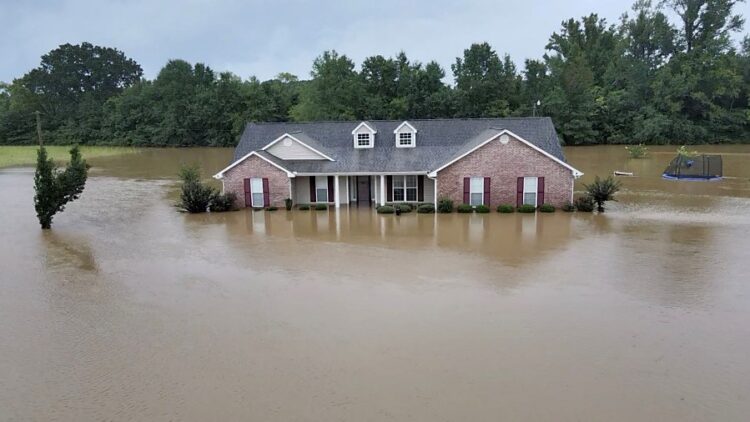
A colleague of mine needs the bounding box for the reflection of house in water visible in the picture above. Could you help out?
[229,207,574,267]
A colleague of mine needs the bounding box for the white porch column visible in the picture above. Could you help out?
[334,175,340,208]
[434,177,438,208]
[380,175,386,206]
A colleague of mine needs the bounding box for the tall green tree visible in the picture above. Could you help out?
[291,50,364,121]
[33,145,89,229]
[452,42,521,117]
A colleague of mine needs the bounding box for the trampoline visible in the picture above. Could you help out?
[662,154,722,181]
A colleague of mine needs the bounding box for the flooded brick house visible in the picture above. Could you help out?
[214,118,583,209]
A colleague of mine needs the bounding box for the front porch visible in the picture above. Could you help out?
[290,175,436,208]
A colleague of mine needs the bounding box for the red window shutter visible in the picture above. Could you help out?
[537,177,545,205]
[262,178,270,207]
[244,178,252,207]
[386,176,393,202]
[418,175,425,202]
[327,176,334,202]
[309,177,316,202]
[483,177,491,206]
[516,177,524,207]
[463,177,470,204]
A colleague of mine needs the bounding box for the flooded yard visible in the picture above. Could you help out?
[1,145,750,421]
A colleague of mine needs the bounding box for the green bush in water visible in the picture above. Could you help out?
[315,203,328,211]
[517,204,536,213]
[574,196,595,212]
[475,204,490,213]
[497,204,515,213]
[437,198,454,213]
[210,192,237,212]
[538,203,556,213]
[298,204,310,210]
[417,204,435,213]
[457,204,474,213]
[377,205,395,214]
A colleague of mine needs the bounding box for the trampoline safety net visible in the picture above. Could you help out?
[662,154,723,180]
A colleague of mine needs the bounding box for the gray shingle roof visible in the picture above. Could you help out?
[233,118,565,174]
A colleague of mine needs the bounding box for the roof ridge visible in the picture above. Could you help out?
[248,117,552,125]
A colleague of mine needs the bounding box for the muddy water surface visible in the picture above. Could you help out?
[1,145,750,421]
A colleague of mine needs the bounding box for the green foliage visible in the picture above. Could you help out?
[33,145,89,229]
[3,1,750,146]
[561,202,576,212]
[284,197,293,210]
[210,192,237,212]
[266,206,278,211]
[475,204,491,213]
[376,205,395,214]
[574,195,596,212]
[497,204,515,213]
[393,203,413,213]
[517,204,537,213]
[177,164,216,213]
[625,143,649,158]
[676,145,699,158]
[437,198,454,213]
[314,203,328,211]
[298,204,310,210]
[539,203,556,213]
[457,204,474,213]
[417,203,435,213]
[584,175,622,212]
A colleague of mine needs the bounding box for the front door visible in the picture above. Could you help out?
[357,177,371,205]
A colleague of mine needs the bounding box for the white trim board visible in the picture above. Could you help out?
[213,151,296,179]
[393,121,417,133]
[427,129,584,178]
[351,121,377,134]
[261,133,335,161]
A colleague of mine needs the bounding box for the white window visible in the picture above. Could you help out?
[398,132,413,146]
[523,177,538,206]
[357,133,371,147]
[392,175,418,202]
[315,176,329,202]
[470,177,484,206]
[250,178,264,207]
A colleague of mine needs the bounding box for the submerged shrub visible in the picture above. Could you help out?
[178,164,217,213]
[437,198,454,213]
[574,195,595,212]
[625,144,649,158]
[517,204,536,213]
[315,203,328,211]
[298,204,310,210]
[538,203,556,213]
[497,204,515,213]
[417,204,435,213]
[561,202,575,212]
[394,203,413,213]
[377,205,395,214]
[210,192,237,212]
[583,175,622,212]
[266,206,278,211]
[475,204,490,213]
[457,204,474,213]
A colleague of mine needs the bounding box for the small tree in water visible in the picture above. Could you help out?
[583,175,622,213]
[34,146,89,229]
[177,164,217,213]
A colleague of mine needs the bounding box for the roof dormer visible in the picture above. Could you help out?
[394,121,417,148]
[352,121,376,149]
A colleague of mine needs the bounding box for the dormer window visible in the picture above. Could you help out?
[357,133,371,147]
[393,121,417,148]
[398,132,413,146]
[352,121,376,149]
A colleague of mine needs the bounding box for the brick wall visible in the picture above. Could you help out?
[436,134,574,208]
[222,155,290,208]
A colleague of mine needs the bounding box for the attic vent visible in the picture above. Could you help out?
[283,138,293,146]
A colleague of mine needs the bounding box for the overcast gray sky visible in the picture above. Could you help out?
[2,0,748,83]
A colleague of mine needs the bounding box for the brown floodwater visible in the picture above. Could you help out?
[1,145,750,421]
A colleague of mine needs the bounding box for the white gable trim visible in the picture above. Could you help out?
[261,133,334,161]
[427,129,583,178]
[393,121,417,133]
[351,121,377,134]
[213,151,295,179]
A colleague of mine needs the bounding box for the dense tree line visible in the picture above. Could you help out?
[1,0,748,146]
